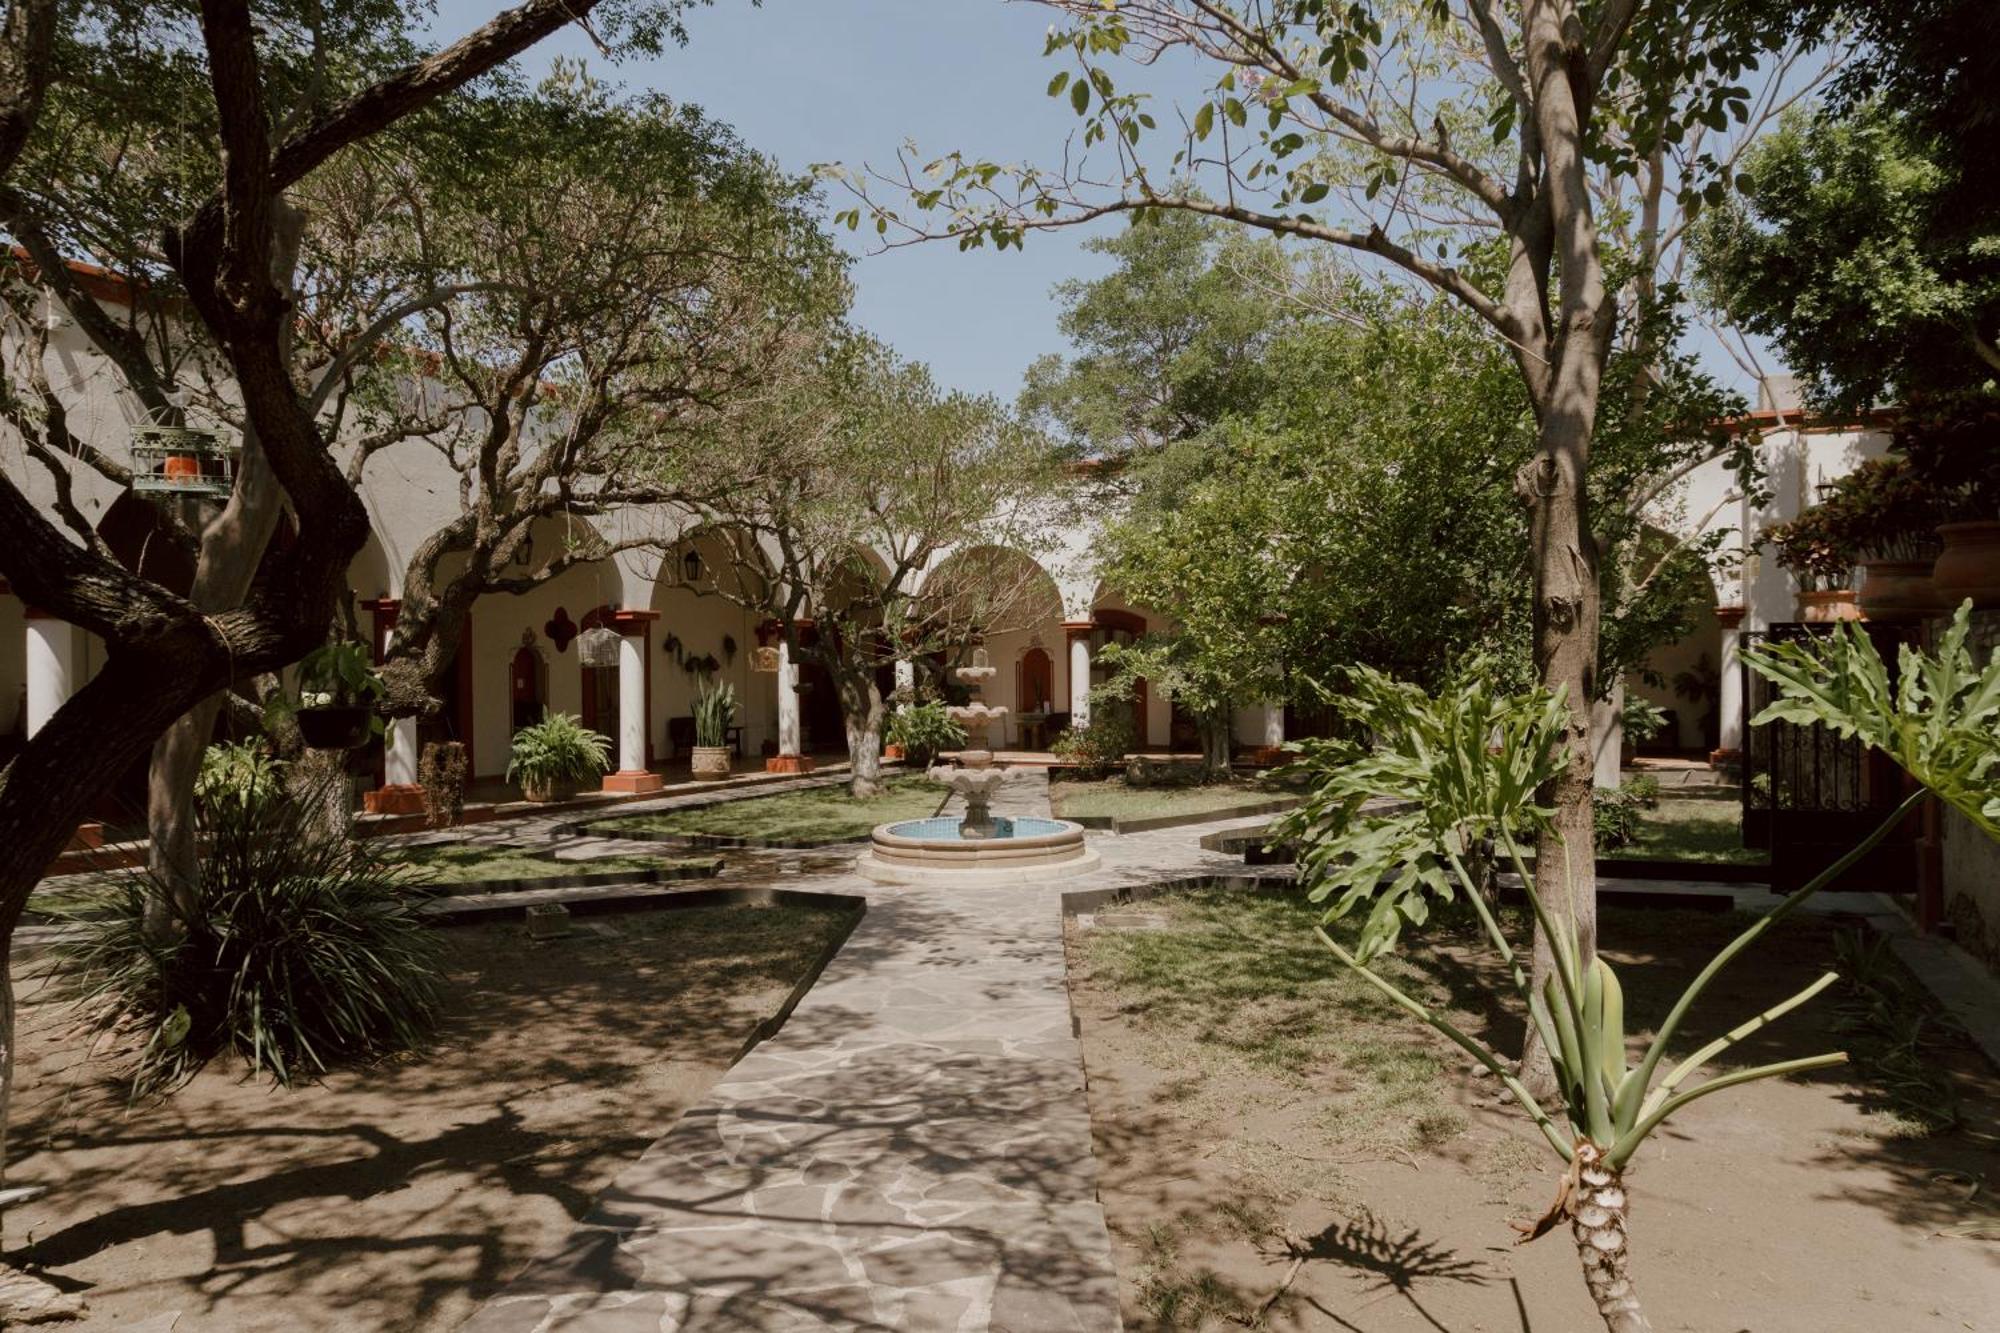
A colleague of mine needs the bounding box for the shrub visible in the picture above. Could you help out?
[418,740,468,829]
[1619,693,1668,748]
[1051,681,1137,776]
[885,699,966,766]
[1593,792,1642,849]
[1621,773,1662,808]
[693,680,738,748]
[506,710,611,797]
[195,739,283,814]
[55,775,443,1092]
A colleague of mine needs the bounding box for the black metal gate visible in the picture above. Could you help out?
[1741,621,1923,892]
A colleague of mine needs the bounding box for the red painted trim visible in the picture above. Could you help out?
[1714,605,1746,628]
[609,608,659,630]
[764,754,816,774]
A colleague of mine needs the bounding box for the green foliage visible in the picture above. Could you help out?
[1289,614,1999,1175]
[506,710,613,793]
[194,740,284,816]
[1622,773,1663,809]
[1695,98,1999,413]
[1619,694,1669,748]
[1052,680,1138,776]
[1832,929,1963,1135]
[1765,456,1954,576]
[1744,602,2000,837]
[55,776,442,1093]
[692,680,739,749]
[885,700,966,767]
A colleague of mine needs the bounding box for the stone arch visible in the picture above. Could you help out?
[651,525,781,758]
[922,545,1066,747]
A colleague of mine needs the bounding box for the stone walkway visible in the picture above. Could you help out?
[464,771,1251,1332]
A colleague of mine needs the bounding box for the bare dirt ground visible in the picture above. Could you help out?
[1069,894,2000,1332]
[4,900,856,1331]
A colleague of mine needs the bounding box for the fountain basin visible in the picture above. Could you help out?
[860,815,1100,886]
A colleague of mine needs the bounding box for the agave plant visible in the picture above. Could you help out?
[1274,612,2000,1332]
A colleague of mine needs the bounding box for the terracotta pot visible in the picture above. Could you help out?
[1856,559,1941,624]
[1798,589,1862,623]
[690,745,733,780]
[295,704,371,750]
[162,453,202,482]
[1931,520,2000,611]
[883,743,906,761]
[519,777,578,804]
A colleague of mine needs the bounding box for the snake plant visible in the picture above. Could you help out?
[692,679,738,749]
[1274,606,2000,1332]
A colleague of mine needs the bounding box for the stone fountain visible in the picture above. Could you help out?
[859,648,1099,885]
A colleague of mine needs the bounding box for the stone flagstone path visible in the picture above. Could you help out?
[464,770,1256,1332]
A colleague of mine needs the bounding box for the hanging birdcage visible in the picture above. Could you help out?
[130,423,238,500]
[578,623,622,668]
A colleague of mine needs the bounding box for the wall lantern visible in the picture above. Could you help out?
[131,424,238,501]
[682,549,704,585]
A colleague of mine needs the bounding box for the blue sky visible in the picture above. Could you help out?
[435,0,1772,405]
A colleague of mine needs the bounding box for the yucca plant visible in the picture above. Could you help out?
[506,709,612,800]
[692,679,739,748]
[1274,611,2000,1332]
[54,771,442,1093]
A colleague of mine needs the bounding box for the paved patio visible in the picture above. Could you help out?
[463,770,1251,1332]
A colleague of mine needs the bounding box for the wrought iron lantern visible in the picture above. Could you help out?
[131,423,238,501]
[577,623,622,669]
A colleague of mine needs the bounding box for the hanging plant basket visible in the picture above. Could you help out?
[578,624,621,669]
[296,704,372,751]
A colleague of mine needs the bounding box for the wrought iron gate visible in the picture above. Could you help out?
[1741,622,1923,892]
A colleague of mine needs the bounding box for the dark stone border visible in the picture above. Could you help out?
[416,855,724,899]
[1057,795,1302,835]
[568,822,873,851]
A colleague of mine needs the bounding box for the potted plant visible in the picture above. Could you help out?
[506,710,611,802]
[1904,396,2000,607]
[281,641,386,750]
[690,680,737,780]
[1618,692,1668,763]
[1822,457,1949,623]
[885,699,966,768]
[1764,505,1860,622]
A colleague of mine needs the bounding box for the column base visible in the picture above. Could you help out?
[363,784,427,816]
[602,770,666,794]
[1708,747,1742,769]
[765,754,816,775]
[1236,745,1287,767]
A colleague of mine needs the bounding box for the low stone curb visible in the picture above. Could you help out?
[566,823,872,851]
[415,855,724,899]
[1059,795,1302,835]
[419,880,865,925]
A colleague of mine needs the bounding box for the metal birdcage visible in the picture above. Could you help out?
[577,624,622,669]
[130,424,239,500]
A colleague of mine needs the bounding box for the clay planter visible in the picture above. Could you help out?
[1798,588,1862,623]
[295,704,371,750]
[1856,559,1941,624]
[883,743,906,761]
[519,778,578,804]
[690,745,733,780]
[1932,520,2000,611]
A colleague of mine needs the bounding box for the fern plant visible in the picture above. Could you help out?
[1273,612,2000,1332]
[506,710,611,799]
[692,680,738,748]
[886,699,966,766]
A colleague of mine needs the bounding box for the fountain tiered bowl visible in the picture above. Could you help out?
[859,651,1098,885]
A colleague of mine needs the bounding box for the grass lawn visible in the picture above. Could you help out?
[382,842,705,885]
[1050,777,1288,823]
[589,774,942,843]
[1608,795,1765,864]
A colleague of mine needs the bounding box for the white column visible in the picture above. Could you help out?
[1260,702,1285,748]
[617,629,647,774]
[24,615,78,738]
[1066,626,1092,729]
[893,657,915,699]
[1592,682,1624,790]
[385,717,420,787]
[777,639,802,756]
[1716,609,1745,760]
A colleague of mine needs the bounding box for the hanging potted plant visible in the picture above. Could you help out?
[277,641,386,750]
[1764,506,1860,622]
[690,680,737,780]
[506,710,612,802]
[1904,396,2000,608]
[1823,457,1949,624]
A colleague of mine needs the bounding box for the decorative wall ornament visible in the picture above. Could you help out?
[544,608,578,654]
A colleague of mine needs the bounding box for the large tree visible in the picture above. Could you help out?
[0,0,698,1285]
[679,336,1068,796]
[832,1,1798,1088]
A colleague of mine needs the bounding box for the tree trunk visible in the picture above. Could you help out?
[1200,710,1232,780]
[1517,399,1605,1099]
[143,202,303,939]
[288,749,356,845]
[1570,1145,1651,1332]
[839,673,887,798]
